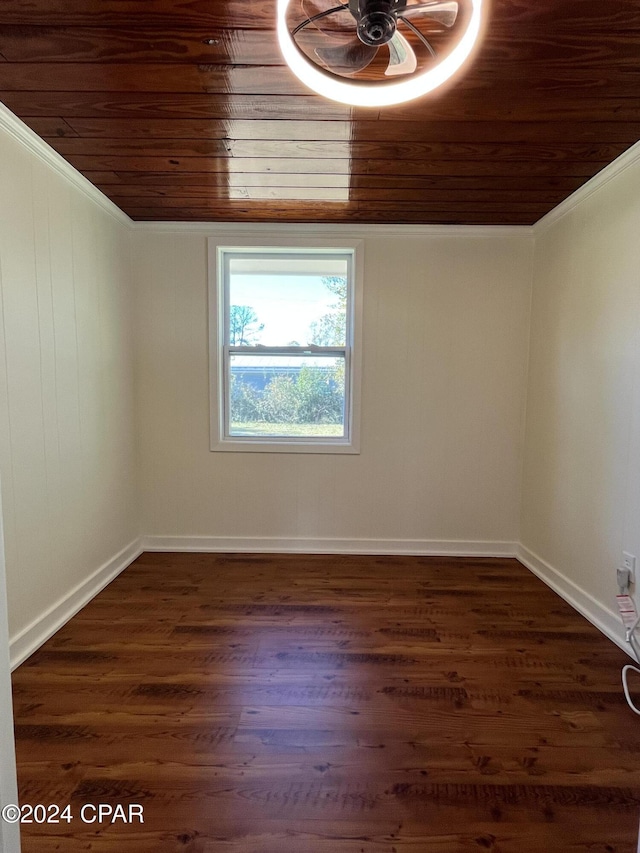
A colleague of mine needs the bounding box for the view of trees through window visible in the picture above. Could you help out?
[228,275,347,438]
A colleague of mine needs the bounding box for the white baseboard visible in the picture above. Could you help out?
[9,538,143,670]
[516,544,632,658]
[9,537,629,669]
[142,535,518,557]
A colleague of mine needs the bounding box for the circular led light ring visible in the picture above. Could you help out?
[277,0,483,107]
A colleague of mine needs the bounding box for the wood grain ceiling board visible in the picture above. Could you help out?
[1,0,639,225]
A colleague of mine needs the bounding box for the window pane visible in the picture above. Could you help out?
[228,255,348,347]
[229,354,346,438]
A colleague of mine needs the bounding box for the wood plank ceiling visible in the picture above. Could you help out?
[0,0,639,225]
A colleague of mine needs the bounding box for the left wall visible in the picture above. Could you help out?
[0,110,139,667]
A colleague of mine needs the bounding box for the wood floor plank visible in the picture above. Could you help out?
[11,553,640,852]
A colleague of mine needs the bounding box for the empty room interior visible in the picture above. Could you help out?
[1,0,640,851]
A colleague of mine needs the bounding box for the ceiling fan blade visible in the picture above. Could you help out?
[315,39,378,73]
[402,0,458,27]
[385,31,418,76]
[301,0,353,35]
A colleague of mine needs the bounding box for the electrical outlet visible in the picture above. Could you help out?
[623,552,637,583]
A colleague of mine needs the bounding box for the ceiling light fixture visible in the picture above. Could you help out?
[276,0,484,108]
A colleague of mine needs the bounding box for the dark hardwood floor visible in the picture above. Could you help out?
[11,553,640,852]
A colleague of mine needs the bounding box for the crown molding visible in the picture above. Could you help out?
[533,139,640,237]
[131,220,533,239]
[3,97,637,240]
[0,102,132,229]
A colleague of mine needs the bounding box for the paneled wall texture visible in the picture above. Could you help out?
[0,127,138,640]
[522,154,640,630]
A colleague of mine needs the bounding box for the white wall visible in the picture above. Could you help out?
[0,479,20,853]
[134,228,533,550]
[521,149,640,649]
[0,115,139,661]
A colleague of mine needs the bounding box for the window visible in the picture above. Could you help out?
[209,239,362,453]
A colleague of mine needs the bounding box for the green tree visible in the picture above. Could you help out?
[229,374,261,422]
[309,276,347,346]
[229,305,264,345]
[308,276,347,406]
[258,375,299,424]
[256,366,343,425]
[295,366,343,424]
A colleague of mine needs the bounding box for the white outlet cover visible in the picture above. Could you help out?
[623,552,637,576]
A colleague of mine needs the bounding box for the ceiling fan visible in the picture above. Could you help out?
[293,0,460,78]
[277,0,483,107]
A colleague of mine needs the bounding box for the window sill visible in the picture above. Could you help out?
[211,438,360,454]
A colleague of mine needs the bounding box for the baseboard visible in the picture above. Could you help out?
[516,544,632,658]
[9,538,143,670]
[10,537,626,668]
[142,535,518,557]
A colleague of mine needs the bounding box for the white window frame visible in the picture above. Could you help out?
[208,237,363,453]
